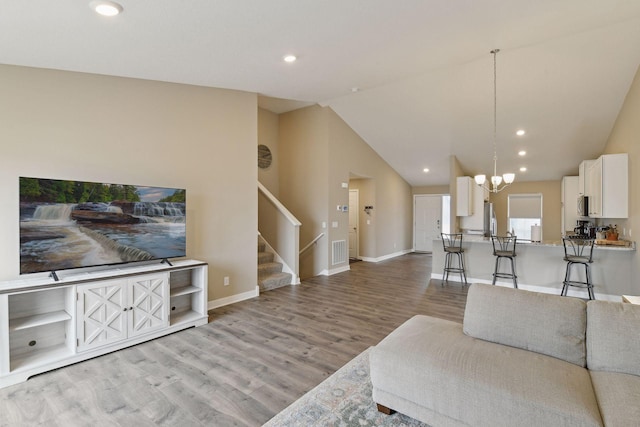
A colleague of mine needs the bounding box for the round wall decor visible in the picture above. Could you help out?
[258,144,272,169]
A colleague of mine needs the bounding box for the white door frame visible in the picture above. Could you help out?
[348,189,359,259]
[413,194,445,252]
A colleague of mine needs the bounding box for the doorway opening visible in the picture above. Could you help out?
[349,189,359,261]
[414,194,449,253]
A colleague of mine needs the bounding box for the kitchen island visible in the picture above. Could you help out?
[431,236,636,301]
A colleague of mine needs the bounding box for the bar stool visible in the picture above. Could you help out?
[491,235,518,288]
[561,237,596,300]
[441,233,467,285]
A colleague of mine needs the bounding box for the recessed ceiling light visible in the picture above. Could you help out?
[518,150,526,156]
[283,55,297,63]
[520,167,527,172]
[423,168,430,173]
[91,1,123,16]
[516,129,526,136]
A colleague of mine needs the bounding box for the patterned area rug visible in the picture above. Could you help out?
[263,347,428,427]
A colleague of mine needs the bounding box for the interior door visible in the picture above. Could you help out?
[414,195,442,252]
[348,190,359,259]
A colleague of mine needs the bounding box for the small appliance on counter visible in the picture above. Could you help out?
[572,220,595,239]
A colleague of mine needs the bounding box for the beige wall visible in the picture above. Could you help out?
[278,105,412,276]
[0,65,258,302]
[489,181,562,241]
[327,108,413,261]
[602,64,640,292]
[412,185,449,195]
[278,106,330,278]
[258,107,279,196]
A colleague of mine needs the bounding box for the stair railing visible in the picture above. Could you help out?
[258,181,301,284]
[300,233,324,255]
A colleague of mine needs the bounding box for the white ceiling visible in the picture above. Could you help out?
[2,1,640,186]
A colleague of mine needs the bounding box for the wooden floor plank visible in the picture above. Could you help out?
[0,253,468,426]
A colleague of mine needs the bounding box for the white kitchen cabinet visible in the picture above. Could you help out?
[461,183,489,231]
[587,153,628,218]
[578,160,594,196]
[0,260,208,389]
[456,176,474,216]
[561,176,579,235]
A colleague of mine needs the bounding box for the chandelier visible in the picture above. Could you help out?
[474,49,515,193]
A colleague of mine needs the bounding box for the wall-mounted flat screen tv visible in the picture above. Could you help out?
[19,177,186,275]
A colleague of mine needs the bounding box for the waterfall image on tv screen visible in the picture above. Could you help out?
[19,177,186,275]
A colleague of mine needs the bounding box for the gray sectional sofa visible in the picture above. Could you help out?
[370,283,640,426]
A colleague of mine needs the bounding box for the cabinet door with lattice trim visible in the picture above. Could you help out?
[127,274,168,338]
[77,279,126,352]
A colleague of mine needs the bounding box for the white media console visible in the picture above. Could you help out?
[0,259,208,389]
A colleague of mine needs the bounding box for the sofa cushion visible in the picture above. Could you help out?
[463,284,587,366]
[589,371,640,426]
[371,315,603,427]
[587,300,640,375]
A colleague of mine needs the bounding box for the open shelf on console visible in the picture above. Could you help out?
[170,310,204,325]
[169,268,206,327]
[7,287,75,373]
[9,320,74,372]
[170,285,200,298]
[9,310,72,331]
[10,343,74,372]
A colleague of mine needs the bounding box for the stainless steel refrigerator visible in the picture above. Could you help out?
[484,202,497,237]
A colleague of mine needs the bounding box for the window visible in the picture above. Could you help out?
[508,194,542,240]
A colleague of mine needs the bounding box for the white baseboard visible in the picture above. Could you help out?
[429,273,620,302]
[319,265,351,276]
[319,249,411,274]
[208,286,260,310]
[360,249,412,263]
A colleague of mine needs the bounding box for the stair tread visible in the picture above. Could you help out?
[256,241,289,291]
[258,251,274,264]
[260,271,291,280]
[258,261,282,269]
[258,262,283,277]
[259,272,292,291]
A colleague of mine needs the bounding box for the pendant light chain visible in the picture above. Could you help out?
[492,48,499,185]
[473,48,515,193]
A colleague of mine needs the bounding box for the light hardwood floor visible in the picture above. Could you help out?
[0,253,468,426]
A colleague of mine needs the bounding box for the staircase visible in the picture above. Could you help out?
[258,241,292,292]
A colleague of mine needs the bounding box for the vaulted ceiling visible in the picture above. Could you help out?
[2,1,640,186]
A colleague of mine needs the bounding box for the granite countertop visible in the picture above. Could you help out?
[443,235,636,251]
